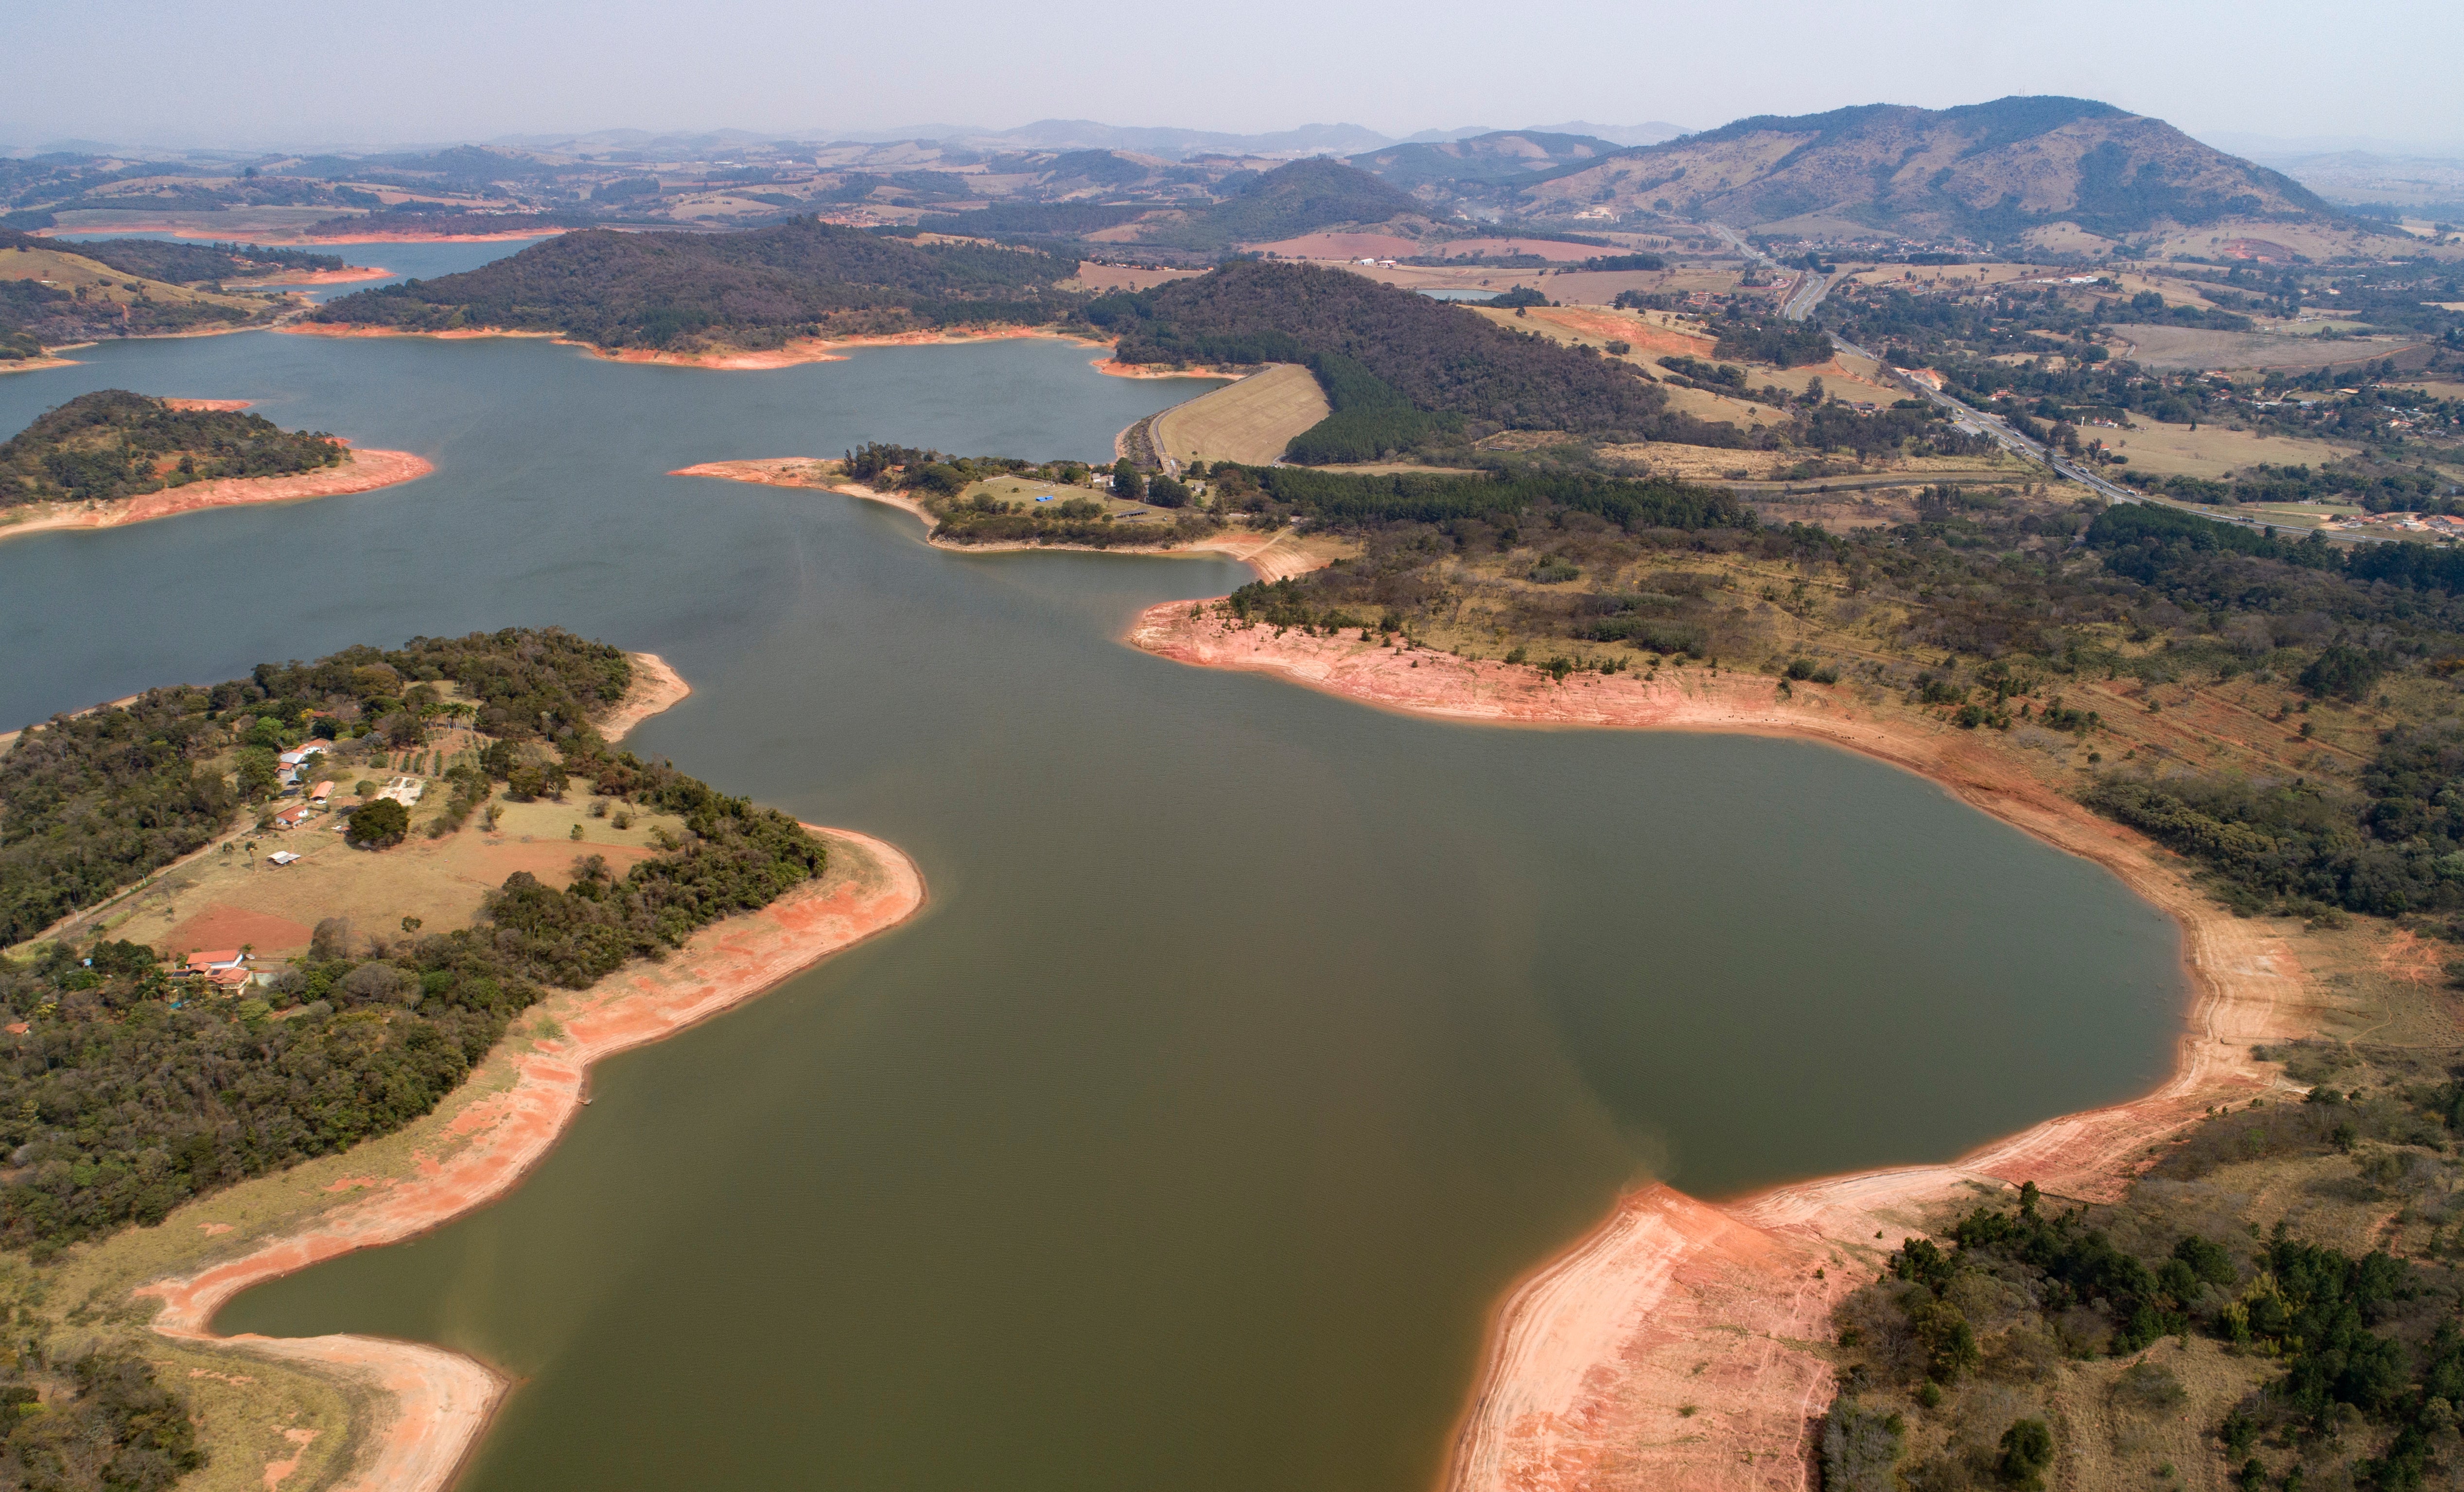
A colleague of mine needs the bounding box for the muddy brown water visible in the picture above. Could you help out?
[0,322,2182,1492]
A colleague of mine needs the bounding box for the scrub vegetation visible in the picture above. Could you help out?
[1828,1045,2464,1492]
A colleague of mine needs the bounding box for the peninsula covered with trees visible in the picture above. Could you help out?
[0,390,346,507]
[1086,261,1690,442]
[309,218,1083,351]
[0,627,825,1246]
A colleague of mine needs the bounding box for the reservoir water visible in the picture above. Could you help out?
[0,324,2182,1492]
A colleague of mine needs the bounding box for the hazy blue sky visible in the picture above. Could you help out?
[7,0,2460,152]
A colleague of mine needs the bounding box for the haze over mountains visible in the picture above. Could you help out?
[6,95,2434,264]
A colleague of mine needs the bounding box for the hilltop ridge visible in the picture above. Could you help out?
[1516,96,2351,247]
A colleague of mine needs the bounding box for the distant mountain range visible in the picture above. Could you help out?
[1513,96,2350,242]
[362,120,1692,164]
[1349,131,1630,193]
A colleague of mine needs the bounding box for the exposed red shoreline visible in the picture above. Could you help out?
[0,446,432,546]
[139,825,926,1492]
[34,226,553,245]
[1129,605,2307,1492]
[276,319,1247,382]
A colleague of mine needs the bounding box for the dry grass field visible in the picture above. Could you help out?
[1068,261,1204,293]
[2112,324,2424,372]
[78,780,688,964]
[1151,363,1330,466]
[2099,420,2359,479]
[0,243,273,316]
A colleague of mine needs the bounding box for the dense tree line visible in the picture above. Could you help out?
[55,237,342,284]
[299,208,591,237]
[1225,464,1752,531]
[1283,351,1463,463]
[1710,313,1832,367]
[0,279,63,360]
[311,219,1083,350]
[0,1350,202,1490]
[1086,261,1681,439]
[915,202,1151,238]
[2123,456,2458,516]
[2084,717,2464,918]
[0,628,634,945]
[0,390,344,507]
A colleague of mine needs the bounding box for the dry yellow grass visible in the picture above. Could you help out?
[79,780,687,960]
[1066,262,1205,294]
[0,243,272,316]
[1151,363,1330,466]
[2101,420,2359,479]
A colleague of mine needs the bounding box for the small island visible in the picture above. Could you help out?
[0,390,431,543]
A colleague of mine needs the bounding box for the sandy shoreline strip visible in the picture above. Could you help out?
[0,446,432,546]
[140,823,926,1492]
[601,651,692,742]
[253,266,392,286]
[1129,605,2307,1492]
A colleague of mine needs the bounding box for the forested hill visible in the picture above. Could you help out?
[1519,95,2348,240]
[1141,159,1427,249]
[1086,261,1690,439]
[311,218,1083,350]
[0,390,343,508]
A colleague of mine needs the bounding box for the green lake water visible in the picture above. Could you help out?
[0,326,2182,1492]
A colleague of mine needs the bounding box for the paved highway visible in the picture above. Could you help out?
[1700,221,2384,542]
[1828,328,2391,544]
[1709,222,1835,321]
